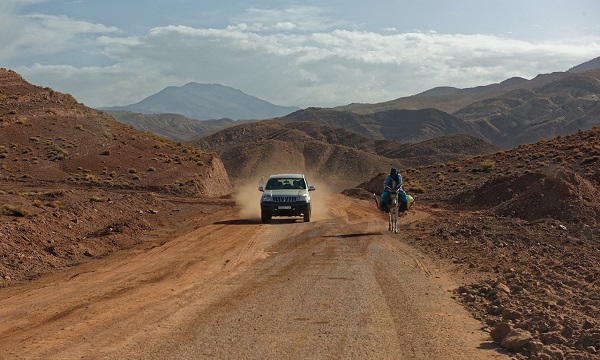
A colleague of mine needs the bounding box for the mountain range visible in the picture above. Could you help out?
[101,82,299,120]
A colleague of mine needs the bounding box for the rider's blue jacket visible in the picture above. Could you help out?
[383,174,402,191]
[382,174,407,204]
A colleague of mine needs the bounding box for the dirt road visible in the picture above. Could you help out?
[0,194,508,359]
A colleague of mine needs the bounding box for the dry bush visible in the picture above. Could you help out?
[1,204,30,217]
[45,201,61,208]
[480,160,495,171]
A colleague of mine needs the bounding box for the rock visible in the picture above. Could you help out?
[539,331,566,345]
[528,339,544,355]
[501,329,533,352]
[582,320,595,330]
[491,322,513,343]
[560,325,574,339]
[496,282,511,294]
[541,345,564,359]
[83,251,94,257]
[487,304,503,315]
[558,225,567,231]
[502,308,522,321]
[463,294,476,303]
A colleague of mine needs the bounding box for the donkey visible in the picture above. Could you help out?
[387,187,401,233]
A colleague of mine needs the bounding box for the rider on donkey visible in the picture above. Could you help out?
[380,167,408,213]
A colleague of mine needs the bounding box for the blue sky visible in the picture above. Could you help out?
[2,0,599,109]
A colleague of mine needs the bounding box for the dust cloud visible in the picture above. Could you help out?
[234,177,264,221]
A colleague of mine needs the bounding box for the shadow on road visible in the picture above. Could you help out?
[323,232,383,239]
[213,219,261,225]
[213,218,301,225]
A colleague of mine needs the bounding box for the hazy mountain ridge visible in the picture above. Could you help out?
[101,82,299,120]
[106,110,246,142]
[568,56,600,73]
[106,58,600,149]
[276,69,600,148]
[335,72,570,114]
[279,107,478,143]
[454,69,600,147]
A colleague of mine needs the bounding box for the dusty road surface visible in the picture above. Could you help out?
[0,194,508,359]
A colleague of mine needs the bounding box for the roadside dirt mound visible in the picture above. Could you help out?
[453,170,600,225]
[340,187,374,200]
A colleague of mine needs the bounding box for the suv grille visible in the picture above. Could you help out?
[273,196,300,202]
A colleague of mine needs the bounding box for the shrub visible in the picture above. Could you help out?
[1,204,30,217]
[410,187,425,194]
[480,160,495,172]
[581,156,599,165]
[45,201,61,208]
[46,144,68,161]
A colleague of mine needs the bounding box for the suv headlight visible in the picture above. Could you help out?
[261,194,273,202]
[299,194,309,202]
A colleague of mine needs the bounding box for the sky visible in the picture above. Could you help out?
[2,0,600,109]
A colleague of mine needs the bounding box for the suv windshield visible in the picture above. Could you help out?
[265,178,306,190]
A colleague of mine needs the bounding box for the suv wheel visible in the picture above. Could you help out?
[303,208,311,222]
[261,210,271,223]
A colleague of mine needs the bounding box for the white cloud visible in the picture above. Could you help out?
[0,4,119,62]
[7,5,600,109]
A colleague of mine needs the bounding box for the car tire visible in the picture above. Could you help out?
[303,208,311,222]
[261,211,271,223]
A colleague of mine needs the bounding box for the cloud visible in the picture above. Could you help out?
[8,5,600,109]
[0,3,119,63]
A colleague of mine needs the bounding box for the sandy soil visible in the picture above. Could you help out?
[0,194,508,359]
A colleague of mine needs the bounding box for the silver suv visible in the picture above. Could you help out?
[258,174,316,223]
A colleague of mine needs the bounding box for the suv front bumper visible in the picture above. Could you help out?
[261,201,310,217]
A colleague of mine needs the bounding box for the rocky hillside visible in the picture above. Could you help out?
[191,119,500,188]
[0,69,231,197]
